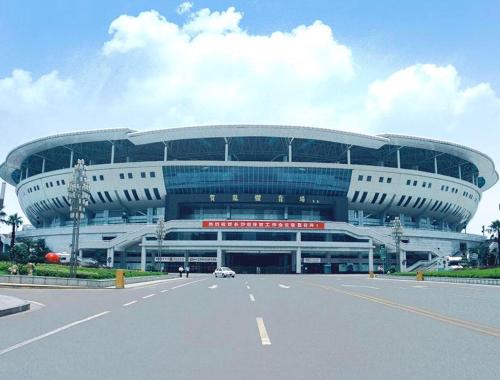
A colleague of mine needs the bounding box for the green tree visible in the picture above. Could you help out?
[5,213,23,261]
[489,220,500,266]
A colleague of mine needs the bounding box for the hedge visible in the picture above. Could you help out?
[0,261,166,279]
[393,267,500,279]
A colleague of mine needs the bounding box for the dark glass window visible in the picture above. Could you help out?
[358,175,363,181]
[119,173,125,179]
[124,190,132,202]
[403,196,412,207]
[97,192,106,203]
[131,189,140,201]
[153,188,161,200]
[141,172,146,178]
[99,175,104,181]
[104,191,113,202]
[366,176,372,182]
[371,193,380,204]
[359,192,368,203]
[413,180,417,186]
[352,191,360,203]
[379,177,384,183]
[128,173,133,179]
[406,180,411,185]
[397,195,406,206]
[379,193,387,204]
[144,189,152,200]
[150,172,156,178]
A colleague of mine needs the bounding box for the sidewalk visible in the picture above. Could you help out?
[0,295,30,317]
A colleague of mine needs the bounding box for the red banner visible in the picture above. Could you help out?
[202,220,325,229]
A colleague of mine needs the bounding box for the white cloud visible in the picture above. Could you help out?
[176,1,193,15]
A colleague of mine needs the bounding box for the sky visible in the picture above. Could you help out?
[0,0,499,234]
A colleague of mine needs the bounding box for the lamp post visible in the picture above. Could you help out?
[155,217,166,272]
[391,217,404,272]
[68,159,90,278]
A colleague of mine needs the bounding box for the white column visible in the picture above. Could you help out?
[25,166,29,178]
[217,247,222,267]
[110,142,115,164]
[347,147,351,165]
[78,249,83,260]
[368,247,374,273]
[141,244,147,271]
[69,150,74,168]
[396,148,401,169]
[107,247,114,267]
[434,156,438,174]
[224,138,229,161]
[295,248,302,274]
[288,142,292,162]
[163,143,168,161]
[458,165,462,180]
[42,158,46,173]
[428,252,432,262]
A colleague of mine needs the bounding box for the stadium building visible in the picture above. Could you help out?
[0,125,497,273]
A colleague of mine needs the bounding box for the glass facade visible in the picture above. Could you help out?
[163,165,352,196]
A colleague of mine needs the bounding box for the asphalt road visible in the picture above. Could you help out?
[1,274,500,380]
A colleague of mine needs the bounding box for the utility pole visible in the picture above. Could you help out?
[155,217,167,272]
[68,159,90,278]
[391,217,404,272]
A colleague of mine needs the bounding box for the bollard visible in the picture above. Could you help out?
[115,269,125,289]
[369,271,375,279]
[416,271,424,281]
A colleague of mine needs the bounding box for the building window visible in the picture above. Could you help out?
[144,188,152,200]
[379,177,384,183]
[104,191,113,203]
[387,178,392,184]
[150,171,156,178]
[412,197,421,208]
[56,180,60,186]
[403,196,412,207]
[99,175,104,181]
[352,191,360,203]
[366,176,372,182]
[428,183,431,188]
[131,189,140,201]
[406,179,411,186]
[397,195,406,206]
[358,175,363,181]
[119,173,125,179]
[359,192,368,203]
[128,173,133,179]
[61,180,65,185]
[422,182,426,187]
[124,190,132,202]
[97,192,106,203]
[413,180,417,186]
[153,188,161,200]
[371,193,380,204]
[379,193,387,204]
[92,175,97,182]
[141,172,146,178]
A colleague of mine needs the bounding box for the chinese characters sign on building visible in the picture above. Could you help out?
[202,220,325,229]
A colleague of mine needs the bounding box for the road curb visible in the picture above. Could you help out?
[0,295,31,317]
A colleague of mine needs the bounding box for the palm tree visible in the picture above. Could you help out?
[489,220,500,266]
[0,206,6,224]
[5,213,23,259]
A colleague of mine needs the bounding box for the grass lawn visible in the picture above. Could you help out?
[393,267,500,279]
[0,261,166,279]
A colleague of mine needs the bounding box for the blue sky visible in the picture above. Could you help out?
[0,0,499,233]
[1,0,499,88]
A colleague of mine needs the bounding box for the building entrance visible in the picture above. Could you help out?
[226,251,292,274]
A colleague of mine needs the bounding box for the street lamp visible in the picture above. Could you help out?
[155,217,167,272]
[68,159,90,278]
[391,217,404,272]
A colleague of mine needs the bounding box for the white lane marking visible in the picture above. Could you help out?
[0,311,110,356]
[160,289,169,293]
[256,317,271,346]
[171,278,207,289]
[246,285,251,290]
[412,285,429,288]
[279,284,290,289]
[249,294,255,302]
[142,294,156,299]
[123,277,184,289]
[341,284,380,290]
[123,300,137,306]
[209,284,218,289]
[27,300,46,307]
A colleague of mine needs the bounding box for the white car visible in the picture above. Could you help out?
[214,267,236,278]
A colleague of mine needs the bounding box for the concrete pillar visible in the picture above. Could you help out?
[163,143,168,161]
[78,249,83,260]
[25,166,29,178]
[347,147,351,165]
[295,248,302,274]
[400,250,407,272]
[42,158,46,173]
[368,247,374,273]
[224,138,229,161]
[141,244,147,271]
[396,148,401,169]
[288,142,292,162]
[217,247,222,267]
[69,150,74,168]
[110,142,115,164]
[458,165,462,180]
[184,251,189,267]
[434,156,438,174]
[428,252,432,262]
[107,247,114,267]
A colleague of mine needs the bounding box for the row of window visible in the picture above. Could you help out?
[358,175,392,184]
[88,188,163,204]
[119,171,156,180]
[28,179,66,194]
[406,179,432,188]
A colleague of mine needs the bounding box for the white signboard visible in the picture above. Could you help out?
[155,257,217,263]
[302,257,321,263]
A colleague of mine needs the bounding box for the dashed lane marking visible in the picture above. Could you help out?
[142,294,156,299]
[0,311,111,356]
[279,284,290,289]
[171,278,208,290]
[246,285,251,290]
[160,289,169,293]
[256,318,271,345]
[249,294,255,302]
[341,284,379,290]
[123,300,137,306]
[27,300,46,307]
[209,285,218,289]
